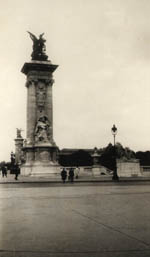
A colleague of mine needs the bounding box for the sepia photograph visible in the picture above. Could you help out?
[0,0,150,256]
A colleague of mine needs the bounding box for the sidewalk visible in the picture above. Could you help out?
[1,174,150,184]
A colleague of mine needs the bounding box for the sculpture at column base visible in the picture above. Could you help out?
[21,144,60,177]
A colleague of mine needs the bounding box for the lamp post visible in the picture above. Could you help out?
[111,124,119,181]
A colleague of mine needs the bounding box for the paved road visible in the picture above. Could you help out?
[0,182,150,257]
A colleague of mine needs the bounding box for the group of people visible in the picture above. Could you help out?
[61,167,80,183]
[1,165,79,183]
[1,165,20,180]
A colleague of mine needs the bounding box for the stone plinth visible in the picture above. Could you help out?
[92,165,110,177]
[92,147,101,177]
[21,161,60,177]
[117,159,141,177]
[92,166,100,176]
[21,60,60,177]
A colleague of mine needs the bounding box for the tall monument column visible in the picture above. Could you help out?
[15,129,24,165]
[21,32,59,176]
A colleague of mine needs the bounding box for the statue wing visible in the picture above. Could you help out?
[27,31,38,42]
[39,33,44,38]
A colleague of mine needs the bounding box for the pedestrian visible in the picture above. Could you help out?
[1,166,7,178]
[74,167,80,179]
[1,166,5,177]
[61,168,67,183]
[69,167,74,183]
[14,165,20,180]
[5,166,7,177]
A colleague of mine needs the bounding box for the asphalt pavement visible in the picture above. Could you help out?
[1,180,150,257]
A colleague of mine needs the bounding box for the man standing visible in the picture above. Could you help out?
[74,167,80,179]
[14,165,20,180]
[69,168,74,183]
[61,168,67,183]
[1,166,7,178]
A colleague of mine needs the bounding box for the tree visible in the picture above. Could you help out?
[71,150,92,166]
[100,143,136,170]
[135,151,150,165]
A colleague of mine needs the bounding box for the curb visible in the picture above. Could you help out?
[1,178,150,184]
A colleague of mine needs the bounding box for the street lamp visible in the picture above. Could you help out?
[111,124,119,181]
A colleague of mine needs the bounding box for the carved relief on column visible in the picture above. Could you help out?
[26,78,38,88]
[45,78,54,87]
[35,148,51,162]
[26,79,37,145]
[33,77,54,144]
[35,149,40,161]
[39,151,50,162]
[26,151,34,163]
[36,81,46,112]
[46,78,54,142]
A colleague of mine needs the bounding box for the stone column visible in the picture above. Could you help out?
[14,129,24,165]
[21,61,60,176]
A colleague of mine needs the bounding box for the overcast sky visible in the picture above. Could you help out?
[1,0,150,161]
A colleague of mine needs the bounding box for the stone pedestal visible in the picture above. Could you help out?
[92,166,100,176]
[117,159,141,177]
[92,147,101,177]
[21,60,60,176]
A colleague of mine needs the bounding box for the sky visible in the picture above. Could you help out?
[1,0,150,161]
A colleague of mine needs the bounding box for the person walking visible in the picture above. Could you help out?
[61,168,67,183]
[1,166,7,178]
[69,167,74,183]
[1,166,5,178]
[14,165,20,180]
[74,167,80,179]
